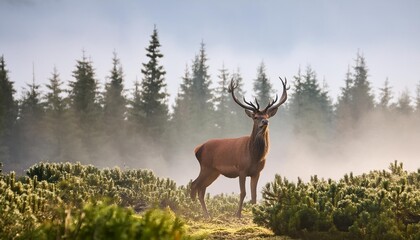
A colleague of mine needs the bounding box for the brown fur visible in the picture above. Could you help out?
[194,144,204,163]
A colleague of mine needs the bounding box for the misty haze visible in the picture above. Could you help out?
[1,1,420,239]
[1,47,419,198]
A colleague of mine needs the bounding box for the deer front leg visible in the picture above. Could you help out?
[250,173,260,204]
[236,173,246,218]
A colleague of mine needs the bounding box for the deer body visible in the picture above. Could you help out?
[191,77,288,218]
[195,132,268,178]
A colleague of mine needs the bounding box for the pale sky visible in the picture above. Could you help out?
[1,0,420,105]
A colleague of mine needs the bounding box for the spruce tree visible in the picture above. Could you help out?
[17,76,45,164]
[68,51,101,160]
[171,42,215,147]
[289,67,304,128]
[350,52,375,121]
[103,52,126,155]
[69,51,100,119]
[320,78,333,118]
[138,26,169,142]
[253,61,273,107]
[335,66,354,131]
[44,67,82,162]
[377,78,393,112]
[395,89,413,115]
[0,55,17,163]
[169,65,194,155]
[289,65,332,139]
[339,67,353,105]
[128,79,143,134]
[172,64,193,134]
[21,79,44,119]
[104,52,125,124]
[228,68,248,135]
[214,64,230,136]
[125,79,147,164]
[189,41,215,139]
[45,67,65,113]
[44,67,66,161]
[336,53,375,130]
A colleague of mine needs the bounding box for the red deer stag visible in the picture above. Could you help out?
[190,77,288,218]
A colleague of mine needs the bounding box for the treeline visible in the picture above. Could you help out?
[1,26,420,170]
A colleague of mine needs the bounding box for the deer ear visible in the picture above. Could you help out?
[267,107,278,117]
[245,110,253,118]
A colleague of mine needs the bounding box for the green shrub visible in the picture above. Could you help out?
[253,161,420,239]
[0,161,252,238]
[32,201,187,240]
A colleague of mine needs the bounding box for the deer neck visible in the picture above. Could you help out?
[249,125,269,161]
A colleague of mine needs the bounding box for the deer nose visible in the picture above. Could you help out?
[262,119,269,125]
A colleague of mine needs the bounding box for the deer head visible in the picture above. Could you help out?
[228,77,288,131]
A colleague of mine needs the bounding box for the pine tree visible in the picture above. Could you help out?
[125,79,148,165]
[20,74,44,127]
[228,68,248,135]
[0,55,17,163]
[43,67,82,162]
[17,74,45,164]
[350,52,375,121]
[104,52,125,125]
[138,26,169,142]
[253,61,273,107]
[128,79,143,134]
[68,51,101,160]
[172,64,193,132]
[45,67,65,113]
[289,65,333,139]
[169,65,194,155]
[336,53,375,130]
[335,66,354,131]
[44,67,66,161]
[189,41,215,139]
[395,89,413,115]
[69,52,99,116]
[377,78,393,112]
[320,78,333,117]
[103,52,126,157]
[214,64,230,136]
[289,67,305,132]
[170,42,215,150]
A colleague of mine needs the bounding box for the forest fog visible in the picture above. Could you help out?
[1,28,420,197]
[171,109,420,196]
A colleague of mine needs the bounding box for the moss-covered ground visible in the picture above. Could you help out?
[186,209,292,240]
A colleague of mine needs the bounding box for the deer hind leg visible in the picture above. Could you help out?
[236,173,247,218]
[190,168,208,201]
[198,187,209,218]
[190,179,198,200]
[195,169,220,218]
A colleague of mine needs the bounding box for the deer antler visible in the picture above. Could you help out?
[263,77,289,112]
[229,79,259,112]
